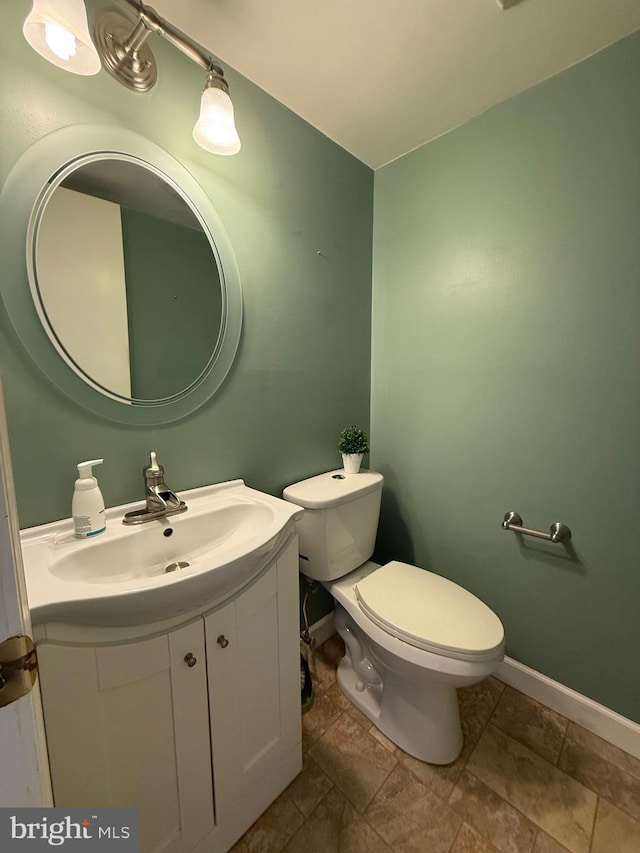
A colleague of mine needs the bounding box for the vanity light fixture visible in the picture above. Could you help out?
[192,68,241,156]
[22,0,241,155]
[23,0,101,75]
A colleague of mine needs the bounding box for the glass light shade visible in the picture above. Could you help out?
[23,0,101,75]
[193,87,241,156]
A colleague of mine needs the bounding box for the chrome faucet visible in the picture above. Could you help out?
[123,452,188,525]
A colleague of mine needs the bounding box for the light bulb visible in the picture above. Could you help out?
[45,21,77,61]
[193,86,241,156]
[23,0,101,76]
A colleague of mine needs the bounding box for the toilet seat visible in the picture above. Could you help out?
[355,561,504,662]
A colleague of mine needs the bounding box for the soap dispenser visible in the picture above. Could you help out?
[72,459,106,539]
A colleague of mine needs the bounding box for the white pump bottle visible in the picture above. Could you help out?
[72,459,106,538]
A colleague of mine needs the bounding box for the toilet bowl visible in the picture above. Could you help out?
[329,560,503,763]
[283,470,504,764]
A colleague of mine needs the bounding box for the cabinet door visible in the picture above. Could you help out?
[38,620,213,853]
[205,539,301,823]
[168,620,215,851]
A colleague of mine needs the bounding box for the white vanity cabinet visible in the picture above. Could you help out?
[36,536,302,853]
[38,619,213,853]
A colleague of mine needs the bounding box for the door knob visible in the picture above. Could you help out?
[217,635,229,649]
[184,652,197,667]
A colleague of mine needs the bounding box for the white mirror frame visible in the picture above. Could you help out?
[0,125,242,425]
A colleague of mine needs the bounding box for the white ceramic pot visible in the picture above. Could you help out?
[342,453,364,473]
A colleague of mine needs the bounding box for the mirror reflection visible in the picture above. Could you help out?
[33,156,223,403]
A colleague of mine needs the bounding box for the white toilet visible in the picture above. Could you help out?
[283,469,504,765]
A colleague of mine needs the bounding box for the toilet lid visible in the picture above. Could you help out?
[355,561,504,661]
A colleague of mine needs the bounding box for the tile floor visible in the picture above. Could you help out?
[232,635,640,852]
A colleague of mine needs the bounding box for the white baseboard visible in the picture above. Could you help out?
[308,612,336,648]
[497,656,640,761]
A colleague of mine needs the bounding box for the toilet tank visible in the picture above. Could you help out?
[283,470,384,581]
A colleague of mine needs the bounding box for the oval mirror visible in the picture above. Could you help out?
[0,126,242,425]
[32,155,225,405]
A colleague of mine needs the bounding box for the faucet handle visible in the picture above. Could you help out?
[144,451,164,482]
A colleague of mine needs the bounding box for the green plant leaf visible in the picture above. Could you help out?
[337,425,369,454]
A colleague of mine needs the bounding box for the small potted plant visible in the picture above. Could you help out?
[338,425,369,473]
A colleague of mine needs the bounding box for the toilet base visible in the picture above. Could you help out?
[335,609,464,765]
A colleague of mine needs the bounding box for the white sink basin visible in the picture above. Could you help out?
[21,480,304,627]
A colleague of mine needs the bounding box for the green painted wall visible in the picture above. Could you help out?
[0,0,373,528]
[372,30,640,722]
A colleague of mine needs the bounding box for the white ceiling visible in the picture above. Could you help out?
[151,0,640,169]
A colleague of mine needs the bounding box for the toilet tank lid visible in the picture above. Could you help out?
[283,470,383,509]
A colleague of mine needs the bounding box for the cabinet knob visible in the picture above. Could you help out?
[217,635,229,649]
[184,652,197,667]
